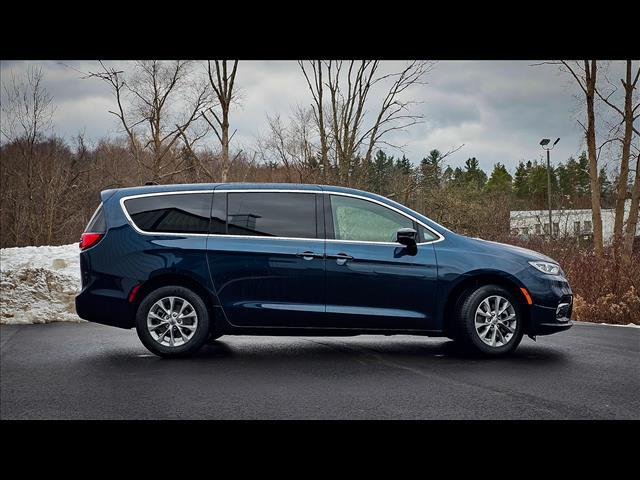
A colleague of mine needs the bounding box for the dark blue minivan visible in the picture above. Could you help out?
[75,183,573,357]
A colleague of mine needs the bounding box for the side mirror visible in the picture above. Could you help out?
[397,227,417,247]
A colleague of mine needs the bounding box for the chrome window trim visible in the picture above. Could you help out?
[119,188,445,244]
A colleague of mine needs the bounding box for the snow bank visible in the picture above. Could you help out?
[0,243,84,324]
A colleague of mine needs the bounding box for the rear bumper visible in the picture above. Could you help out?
[75,287,134,329]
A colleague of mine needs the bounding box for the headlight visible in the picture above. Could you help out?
[528,261,561,275]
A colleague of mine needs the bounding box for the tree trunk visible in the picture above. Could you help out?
[622,152,640,263]
[220,104,230,182]
[585,60,604,256]
[612,61,634,254]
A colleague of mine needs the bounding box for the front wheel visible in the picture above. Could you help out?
[135,286,210,358]
[453,285,524,356]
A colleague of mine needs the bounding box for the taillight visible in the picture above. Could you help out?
[80,232,103,250]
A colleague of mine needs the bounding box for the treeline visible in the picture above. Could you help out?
[0,132,618,248]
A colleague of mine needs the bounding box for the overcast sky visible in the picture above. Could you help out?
[0,60,629,174]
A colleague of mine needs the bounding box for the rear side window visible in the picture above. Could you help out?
[226,192,317,238]
[124,193,212,234]
[86,204,106,233]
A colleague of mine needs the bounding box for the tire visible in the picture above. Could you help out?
[135,285,210,358]
[453,284,524,356]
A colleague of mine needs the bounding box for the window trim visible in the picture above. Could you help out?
[119,189,445,245]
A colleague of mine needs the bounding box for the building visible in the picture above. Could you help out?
[510,199,636,244]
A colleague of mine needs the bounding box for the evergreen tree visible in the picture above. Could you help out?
[420,149,444,189]
[395,155,412,176]
[513,161,530,198]
[599,166,614,207]
[370,149,394,195]
[484,163,513,194]
[463,157,488,190]
[527,160,559,208]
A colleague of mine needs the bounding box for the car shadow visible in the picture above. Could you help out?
[173,336,570,365]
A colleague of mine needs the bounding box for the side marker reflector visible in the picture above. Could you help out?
[128,284,142,303]
[520,287,533,305]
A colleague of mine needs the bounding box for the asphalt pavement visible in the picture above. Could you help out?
[1,321,638,419]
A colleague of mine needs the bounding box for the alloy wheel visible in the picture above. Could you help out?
[474,295,517,348]
[147,296,198,347]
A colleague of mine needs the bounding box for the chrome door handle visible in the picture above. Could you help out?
[295,251,324,260]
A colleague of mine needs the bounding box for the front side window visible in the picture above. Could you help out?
[124,193,212,234]
[329,195,413,243]
[226,192,317,238]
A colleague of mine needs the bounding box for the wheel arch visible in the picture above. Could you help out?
[441,270,531,336]
[131,272,220,326]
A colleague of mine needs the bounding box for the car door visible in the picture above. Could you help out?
[323,193,439,330]
[206,189,326,328]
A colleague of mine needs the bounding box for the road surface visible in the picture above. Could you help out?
[1,321,638,419]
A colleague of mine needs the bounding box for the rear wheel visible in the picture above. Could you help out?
[135,286,210,358]
[453,284,524,356]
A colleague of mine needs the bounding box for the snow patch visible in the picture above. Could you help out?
[575,320,640,329]
[1,243,84,324]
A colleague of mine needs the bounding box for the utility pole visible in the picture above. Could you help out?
[540,138,560,238]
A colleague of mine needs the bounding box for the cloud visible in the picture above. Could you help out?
[3,59,626,175]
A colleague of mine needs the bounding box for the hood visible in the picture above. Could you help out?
[463,236,558,264]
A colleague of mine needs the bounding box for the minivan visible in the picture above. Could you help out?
[75,183,573,358]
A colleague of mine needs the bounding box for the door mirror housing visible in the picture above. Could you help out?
[396,227,417,246]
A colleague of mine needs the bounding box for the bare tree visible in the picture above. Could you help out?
[1,65,55,199]
[259,107,319,182]
[0,66,57,244]
[594,60,640,254]
[201,60,239,182]
[299,60,432,186]
[85,61,211,182]
[551,60,605,256]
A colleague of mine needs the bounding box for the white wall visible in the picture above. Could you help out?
[510,200,635,244]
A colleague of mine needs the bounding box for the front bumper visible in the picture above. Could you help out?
[528,297,573,336]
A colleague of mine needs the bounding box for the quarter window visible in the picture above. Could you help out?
[124,193,212,234]
[329,195,414,243]
[86,204,106,233]
[226,192,317,238]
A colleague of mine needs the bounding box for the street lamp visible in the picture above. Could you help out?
[540,138,560,238]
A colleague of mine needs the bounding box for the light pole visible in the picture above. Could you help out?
[540,138,560,238]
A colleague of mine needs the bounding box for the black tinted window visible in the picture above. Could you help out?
[86,204,106,233]
[124,193,212,234]
[227,192,317,238]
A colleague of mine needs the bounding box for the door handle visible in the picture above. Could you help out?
[327,252,354,265]
[295,251,324,260]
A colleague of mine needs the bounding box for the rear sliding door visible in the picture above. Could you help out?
[206,190,326,328]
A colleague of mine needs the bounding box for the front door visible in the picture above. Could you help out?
[206,190,326,328]
[323,193,439,330]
